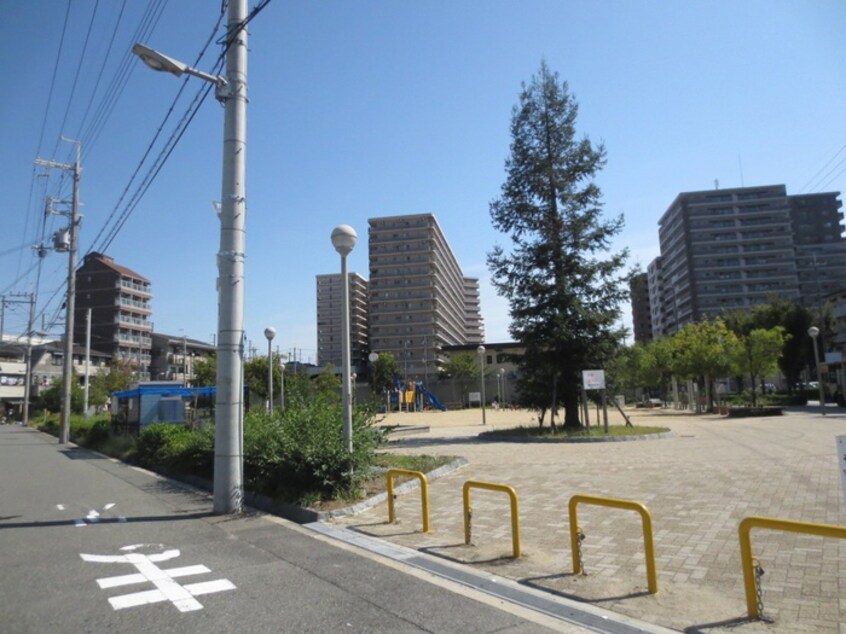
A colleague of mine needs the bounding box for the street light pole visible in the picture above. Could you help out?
[264,327,275,414]
[332,225,357,453]
[132,0,248,514]
[808,326,825,416]
[477,344,486,425]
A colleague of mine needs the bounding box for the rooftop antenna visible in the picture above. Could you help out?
[714,179,719,190]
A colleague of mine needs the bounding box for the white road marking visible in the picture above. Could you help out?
[56,504,65,510]
[81,545,235,612]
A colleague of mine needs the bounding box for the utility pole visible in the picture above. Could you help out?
[36,137,81,445]
[83,308,91,418]
[0,295,5,341]
[23,293,35,426]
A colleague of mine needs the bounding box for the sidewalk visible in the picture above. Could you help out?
[0,424,592,633]
[331,406,846,633]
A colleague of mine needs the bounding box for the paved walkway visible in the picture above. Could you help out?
[330,406,846,633]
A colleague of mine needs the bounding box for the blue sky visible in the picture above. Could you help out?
[2,0,845,363]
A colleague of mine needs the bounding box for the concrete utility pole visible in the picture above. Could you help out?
[36,137,81,445]
[23,293,35,426]
[83,308,91,418]
[134,0,249,513]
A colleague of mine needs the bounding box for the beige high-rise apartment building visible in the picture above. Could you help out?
[316,272,369,370]
[368,213,484,381]
[648,184,844,338]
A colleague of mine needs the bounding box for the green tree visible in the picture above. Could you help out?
[487,62,629,429]
[731,326,788,406]
[89,359,135,405]
[369,352,400,393]
[191,354,217,387]
[439,351,484,405]
[314,363,342,400]
[38,375,84,415]
[669,319,739,412]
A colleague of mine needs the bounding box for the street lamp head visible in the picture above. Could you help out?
[264,326,276,341]
[132,43,188,77]
[477,345,485,356]
[499,368,505,376]
[808,326,820,338]
[331,225,357,256]
[368,352,379,363]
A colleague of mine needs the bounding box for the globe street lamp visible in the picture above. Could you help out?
[332,225,357,452]
[264,327,276,414]
[499,367,506,405]
[477,345,487,425]
[132,0,248,515]
[808,326,825,416]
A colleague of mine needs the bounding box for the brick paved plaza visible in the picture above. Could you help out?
[331,406,846,633]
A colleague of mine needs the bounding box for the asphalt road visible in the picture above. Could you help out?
[0,424,578,634]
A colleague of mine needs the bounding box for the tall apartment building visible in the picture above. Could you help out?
[629,272,652,344]
[368,213,484,380]
[74,252,153,378]
[648,185,844,338]
[315,272,369,370]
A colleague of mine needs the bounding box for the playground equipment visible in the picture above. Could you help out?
[416,383,447,411]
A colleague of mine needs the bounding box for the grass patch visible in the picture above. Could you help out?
[373,453,456,473]
[480,424,669,439]
[309,453,459,512]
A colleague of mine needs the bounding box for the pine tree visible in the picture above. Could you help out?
[488,62,629,428]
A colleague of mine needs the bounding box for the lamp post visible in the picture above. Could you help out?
[264,327,276,414]
[499,367,505,405]
[808,326,825,416]
[133,0,248,514]
[332,225,357,453]
[477,345,486,425]
[284,354,285,412]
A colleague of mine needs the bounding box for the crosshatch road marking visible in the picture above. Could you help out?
[81,544,235,612]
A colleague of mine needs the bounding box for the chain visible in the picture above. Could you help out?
[753,558,765,620]
[577,529,586,574]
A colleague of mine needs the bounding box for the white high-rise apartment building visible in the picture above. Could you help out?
[368,213,484,381]
[315,272,369,370]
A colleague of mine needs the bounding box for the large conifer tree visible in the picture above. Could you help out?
[488,62,629,428]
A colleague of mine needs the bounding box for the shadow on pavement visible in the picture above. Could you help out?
[0,511,215,530]
[521,573,651,603]
[683,615,766,632]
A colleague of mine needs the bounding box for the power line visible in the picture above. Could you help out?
[799,142,846,193]
[86,6,227,255]
[50,0,102,160]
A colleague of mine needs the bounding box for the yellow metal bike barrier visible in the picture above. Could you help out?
[739,516,846,620]
[568,494,658,594]
[462,480,521,558]
[386,469,430,533]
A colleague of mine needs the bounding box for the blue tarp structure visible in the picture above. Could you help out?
[113,385,216,399]
[111,383,216,433]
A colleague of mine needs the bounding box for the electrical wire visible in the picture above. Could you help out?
[85,4,227,255]
[50,0,101,161]
[799,142,846,194]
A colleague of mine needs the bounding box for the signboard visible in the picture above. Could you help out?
[468,391,481,406]
[582,370,606,390]
[838,436,846,508]
[826,352,844,364]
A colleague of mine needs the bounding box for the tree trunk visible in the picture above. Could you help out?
[550,377,558,432]
[563,392,581,428]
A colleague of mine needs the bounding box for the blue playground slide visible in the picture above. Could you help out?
[416,383,447,411]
